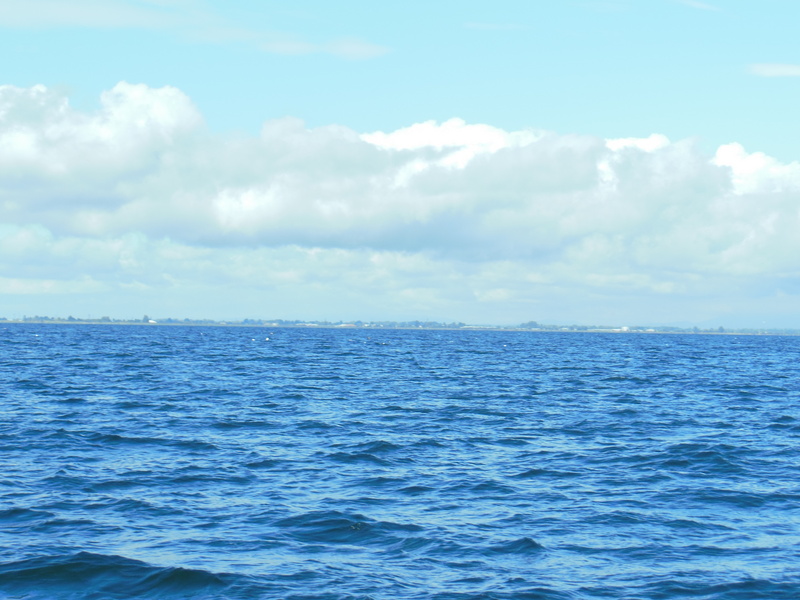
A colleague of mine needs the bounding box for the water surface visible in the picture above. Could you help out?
[1,324,799,599]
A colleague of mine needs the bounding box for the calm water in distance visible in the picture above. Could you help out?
[1,324,800,599]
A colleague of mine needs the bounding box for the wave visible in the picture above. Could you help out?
[0,507,55,524]
[5,326,800,599]
[635,577,800,599]
[325,451,392,466]
[0,552,241,599]
[485,537,546,555]
[430,589,574,600]
[274,510,424,546]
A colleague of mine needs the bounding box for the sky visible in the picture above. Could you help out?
[1,0,800,327]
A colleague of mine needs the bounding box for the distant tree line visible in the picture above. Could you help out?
[2,315,799,335]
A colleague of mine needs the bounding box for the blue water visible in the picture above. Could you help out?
[2,324,800,599]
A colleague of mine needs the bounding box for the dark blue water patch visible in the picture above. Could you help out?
[512,468,582,479]
[430,589,576,600]
[0,552,244,599]
[84,432,219,450]
[631,577,800,600]
[325,451,393,466]
[400,485,437,495]
[275,510,424,546]
[347,440,404,454]
[485,537,546,555]
[243,457,286,469]
[3,324,800,598]
[0,507,54,524]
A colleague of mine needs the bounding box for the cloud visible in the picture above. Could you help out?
[714,143,800,193]
[257,35,388,59]
[0,0,192,29]
[748,63,800,77]
[674,0,720,10]
[0,0,388,59]
[464,23,527,31]
[605,134,670,152]
[2,82,800,324]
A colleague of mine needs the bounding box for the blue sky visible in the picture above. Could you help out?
[1,0,800,326]
[5,0,799,158]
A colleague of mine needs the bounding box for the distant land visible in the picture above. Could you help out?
[3,315,799,335]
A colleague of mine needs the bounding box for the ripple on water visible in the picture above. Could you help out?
[2,325,800,599]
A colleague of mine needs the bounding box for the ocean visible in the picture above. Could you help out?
[1,323,799,599]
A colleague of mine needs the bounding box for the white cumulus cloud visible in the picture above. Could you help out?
[748,64,800,77]
[2,82,800,325]
[0,0,388,59]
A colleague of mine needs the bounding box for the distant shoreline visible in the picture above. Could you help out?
[2,319,798,336]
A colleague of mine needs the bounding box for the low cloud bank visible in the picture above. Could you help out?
[1,82,799,324]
